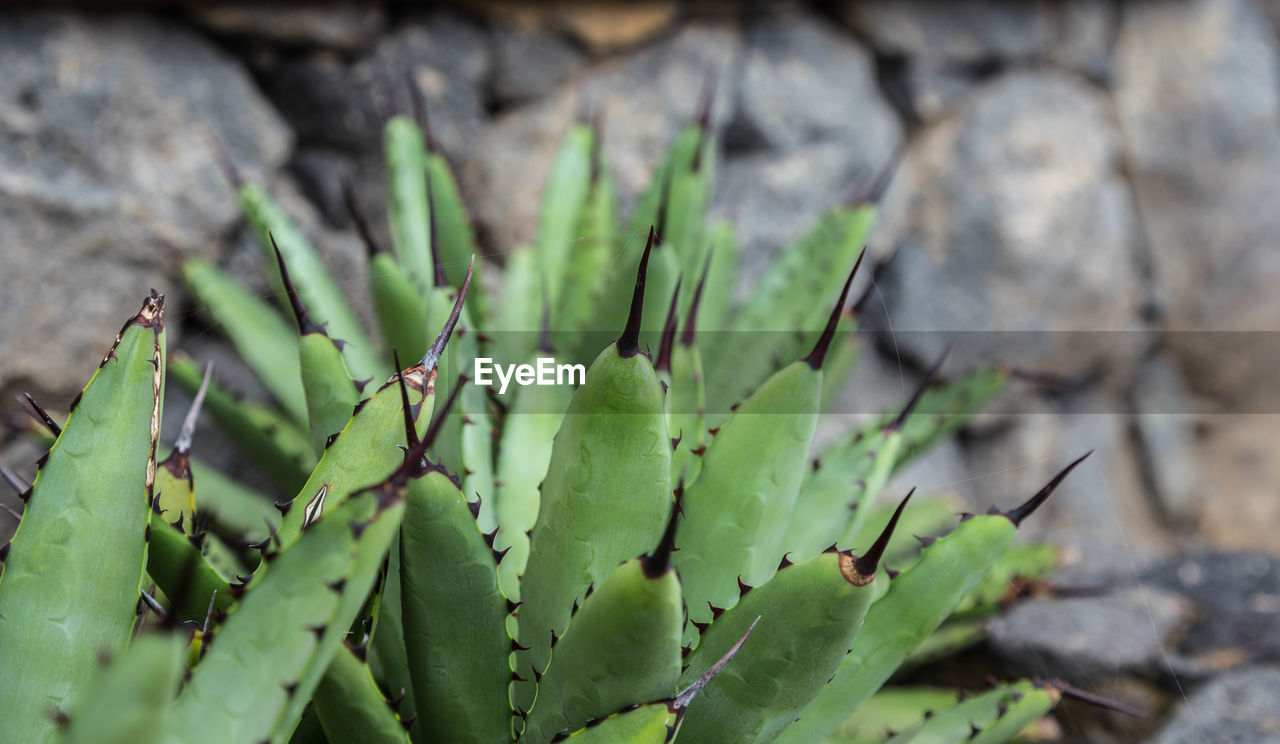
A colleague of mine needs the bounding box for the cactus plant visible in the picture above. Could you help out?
[0,107,1128,744]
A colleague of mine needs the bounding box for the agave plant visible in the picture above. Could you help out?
[0,106,1121,744]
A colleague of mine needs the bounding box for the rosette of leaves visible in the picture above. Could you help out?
[0,105,1130,744]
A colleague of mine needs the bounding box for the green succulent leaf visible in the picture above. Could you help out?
[0,294,165,743]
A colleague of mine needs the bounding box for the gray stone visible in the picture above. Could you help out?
[189,2,385,51]
[0,12,291,393]
[717,141,895,294]
[1142,553,1280,666]
[1116,0,1280,410]
[290,145,358,227]
[987,587,1193,685]
[861,70,1142,381]
[730,10,900,154]
[878,57,983,122]
[1153,667,1280,744]
[714,9,900,292]
[264,12,490,160]
[489,24,583,109]
[840,0,1115,76]
[1130,356,1205,533]
[464,22,740,252]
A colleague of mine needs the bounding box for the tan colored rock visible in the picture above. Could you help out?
[557,2,677,54]
[1194,414,1280,553]
[452,1,677,54]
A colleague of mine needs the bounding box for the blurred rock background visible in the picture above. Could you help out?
[1,1,1278,741]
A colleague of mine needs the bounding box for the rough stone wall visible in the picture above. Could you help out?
[2,2,1278,740]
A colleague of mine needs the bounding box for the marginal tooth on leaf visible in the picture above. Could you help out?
[915,534,936,548]
[885,566,899,580]
[506,599,521,614]
[307,624,326,640]
[21,393,62,437]
[708,602,725,620]
[1004,451,1093,526]
[617,226,656,358]
[0,460,31,497]
[736,577,753,596]
[386,690,406,713]
[777,553,793,570]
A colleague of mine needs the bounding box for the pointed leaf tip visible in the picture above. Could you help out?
[694,67,717,132]
[681,250,713,347]
[804,248,865,369]
[1004,451,1092,526]
[1060,682,1148,718]
[655,278,683,373]
[270,234,324,336]
[890,345,950,430]
[642,499,681,578]
[617,226,656,358]
[421,256,474,373]
[849,147,901,207]
[342,180,385,258]
[674,616,759,710]
[537,271,554,353]
[392,350,419,451]
[394,374,464,482]
[854,488,914,577]
[425,174,446,288]
[174,362,213,454]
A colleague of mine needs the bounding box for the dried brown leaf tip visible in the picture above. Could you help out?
[129,290,166,331]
